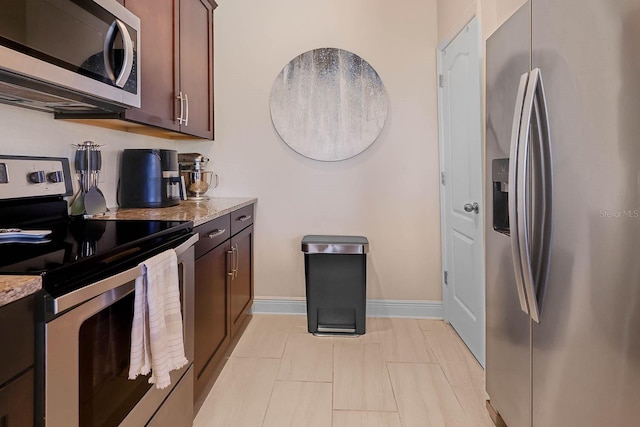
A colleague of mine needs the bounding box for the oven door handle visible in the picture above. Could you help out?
[48,233,199,315]
[49,264,143,315]
[175,233,199,256]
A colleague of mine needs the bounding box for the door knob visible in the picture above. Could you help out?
[464,202,480,214]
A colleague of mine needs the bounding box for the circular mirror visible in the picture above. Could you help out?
[269,48,388,161]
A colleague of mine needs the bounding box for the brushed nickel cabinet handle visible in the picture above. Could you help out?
[184,93,189,126]
[237,214,252,222]
[230,244,238,279]
[177,91,184,124]
[207,228,226,239]
[227,248,234,277]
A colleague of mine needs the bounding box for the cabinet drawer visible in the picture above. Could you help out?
[194,214,231,258]
[231,204,254,236]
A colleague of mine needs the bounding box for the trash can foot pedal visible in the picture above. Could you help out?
[313,332,361,337]
[316,326,357,335]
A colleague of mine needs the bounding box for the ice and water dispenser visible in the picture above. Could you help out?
[492,158,510,235]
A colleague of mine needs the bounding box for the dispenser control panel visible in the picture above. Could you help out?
[492,158,510,235]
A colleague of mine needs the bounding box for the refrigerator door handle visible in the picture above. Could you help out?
[534,68,554,324]
[508,72,531,315]
[517,68,553,323]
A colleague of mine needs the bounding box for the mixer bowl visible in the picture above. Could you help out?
[181,170,218,200]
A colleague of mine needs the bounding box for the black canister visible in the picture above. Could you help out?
[118,149,180,208]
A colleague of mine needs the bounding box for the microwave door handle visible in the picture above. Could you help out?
[114,19,134,88]
[508,72,531,315]
[103,20,134,88]
[103,21,118,83]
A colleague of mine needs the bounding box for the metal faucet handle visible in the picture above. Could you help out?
[464,202,480,214]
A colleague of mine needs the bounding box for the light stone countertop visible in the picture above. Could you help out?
[100,197,257,227]
[0,275,42,308]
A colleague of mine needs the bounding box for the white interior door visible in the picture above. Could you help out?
[438,17,485,366]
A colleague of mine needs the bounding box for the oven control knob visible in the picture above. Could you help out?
[28,170,46,184]
[47,171,64,183]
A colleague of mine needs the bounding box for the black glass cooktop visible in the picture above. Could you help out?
[0,217,192,298]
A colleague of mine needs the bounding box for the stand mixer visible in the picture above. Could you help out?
[178,153,218,201]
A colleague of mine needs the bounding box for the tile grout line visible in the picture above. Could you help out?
[259,365,280,427]
[431,326,480,426]
[383,353,402,425]
[259,317,295,427]
[331,339,335,427]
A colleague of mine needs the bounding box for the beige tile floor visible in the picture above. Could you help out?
[193,315,494,427]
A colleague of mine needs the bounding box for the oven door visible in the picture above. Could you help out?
[42,234,196,427]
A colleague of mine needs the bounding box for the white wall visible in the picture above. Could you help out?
[0,104,182,207]
[206,0,442,301]
[480,0,528,40]
[436,0,526,45]
[438,0,477,45]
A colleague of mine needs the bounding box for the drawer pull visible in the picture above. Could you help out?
[207,228,226,239]
[237,215,252,222]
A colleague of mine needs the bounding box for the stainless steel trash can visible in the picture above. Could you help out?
[301,235,368,336]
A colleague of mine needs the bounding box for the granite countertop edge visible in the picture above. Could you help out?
[0,276,42,308]
[100,197,258,227]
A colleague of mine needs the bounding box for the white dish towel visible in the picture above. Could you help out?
[128,249,188,389]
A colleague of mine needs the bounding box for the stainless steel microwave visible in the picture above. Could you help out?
[0,0,140,113]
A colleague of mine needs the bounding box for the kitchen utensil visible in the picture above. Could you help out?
[83,145,106,216]
[72,141,106,216]
[70,191,85,216]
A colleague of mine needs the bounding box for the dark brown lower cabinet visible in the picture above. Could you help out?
[0,294,35,426]
[193,204,254,410]
[0,368,34,427]
[194,240,230,403]
[230,224,253,337]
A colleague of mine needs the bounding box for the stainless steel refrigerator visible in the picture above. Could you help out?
[485,1,640,426]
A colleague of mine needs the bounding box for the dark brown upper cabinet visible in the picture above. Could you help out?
[123,0,215,139]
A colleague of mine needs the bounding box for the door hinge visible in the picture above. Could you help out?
[441,172,446,185]
[439,74,445,88]
[444,271,448,285]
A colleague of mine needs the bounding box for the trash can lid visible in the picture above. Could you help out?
[301,235,369,254]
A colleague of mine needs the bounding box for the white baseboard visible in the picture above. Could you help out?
[251,298,443,319]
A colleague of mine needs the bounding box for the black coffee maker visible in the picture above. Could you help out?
[118,149,181,208]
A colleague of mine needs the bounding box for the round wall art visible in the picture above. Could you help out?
[269,48,388,161]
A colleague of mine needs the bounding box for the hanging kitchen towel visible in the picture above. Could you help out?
[129,268,151,380]
[128,249,188,389]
